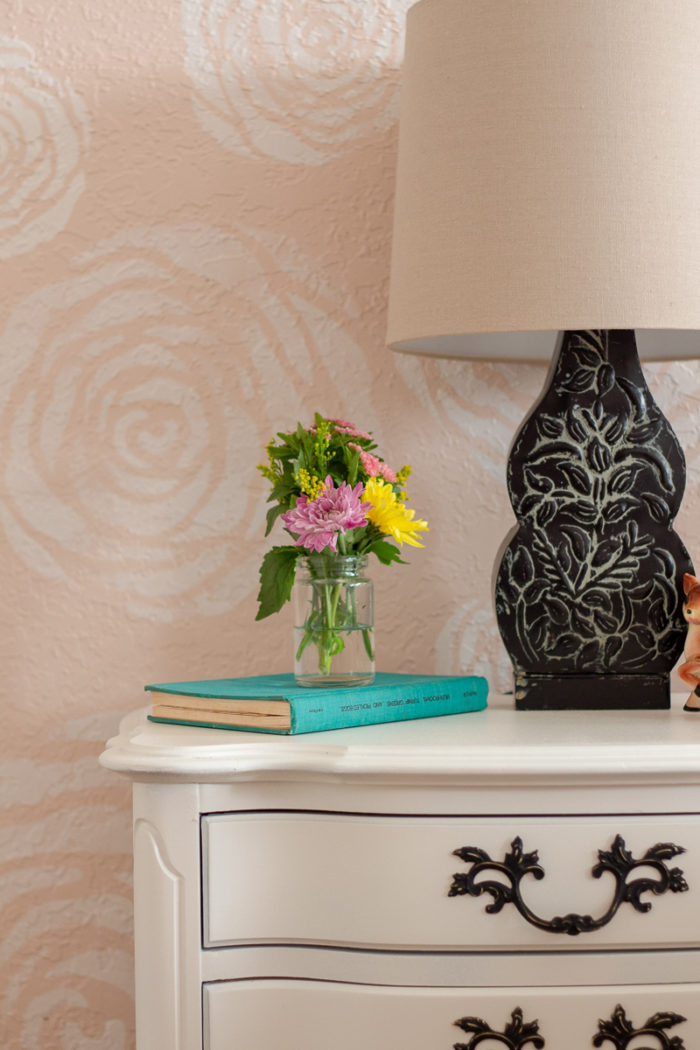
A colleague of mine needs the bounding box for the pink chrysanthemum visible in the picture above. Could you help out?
[281,476,371,553]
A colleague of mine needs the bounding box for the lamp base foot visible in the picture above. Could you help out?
[514,673,670,710]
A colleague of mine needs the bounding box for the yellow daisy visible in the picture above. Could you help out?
[362,477,429,547]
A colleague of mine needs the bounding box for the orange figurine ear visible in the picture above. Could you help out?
[683,573,700,596]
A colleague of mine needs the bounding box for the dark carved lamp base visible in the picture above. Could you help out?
[514,673,670,711]
[496,330,693,711]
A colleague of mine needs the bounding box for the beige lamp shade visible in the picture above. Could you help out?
[386,0,700,362]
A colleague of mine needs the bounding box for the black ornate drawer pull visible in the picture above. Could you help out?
[449,834,688,935]
[593,1003,687,1049]
[454,1007,544,1050]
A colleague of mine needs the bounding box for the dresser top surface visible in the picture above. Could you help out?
[99,694,700,784]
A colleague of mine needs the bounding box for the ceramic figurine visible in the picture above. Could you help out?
[679,573,700,712]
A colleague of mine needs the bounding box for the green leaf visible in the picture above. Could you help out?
[255,546,303,620]
[271,442,295,457]
[264,503,286,537]
[366,539,406,565]
[269,475,298,508]
[345,446,361,486]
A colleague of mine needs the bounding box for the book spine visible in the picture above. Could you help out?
[289,676,488,733]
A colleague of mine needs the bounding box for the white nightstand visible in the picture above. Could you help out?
[99,694,700,1049]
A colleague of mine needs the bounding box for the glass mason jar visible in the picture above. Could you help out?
[293,553,375,687]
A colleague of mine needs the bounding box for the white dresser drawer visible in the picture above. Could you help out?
[202,811,698,951]
[203,978,700,1050]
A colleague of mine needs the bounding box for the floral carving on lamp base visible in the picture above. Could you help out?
[495,330,693,710]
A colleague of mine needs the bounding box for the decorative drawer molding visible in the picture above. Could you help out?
[203,979,699,1050]
[199,945,700,988]
[201,812,699,951]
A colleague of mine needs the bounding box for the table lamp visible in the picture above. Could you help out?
[386,0,700,710]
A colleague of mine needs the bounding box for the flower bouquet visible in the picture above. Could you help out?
[256,414,428,685]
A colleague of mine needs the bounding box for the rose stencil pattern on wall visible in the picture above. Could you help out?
[2,2,700,1047]
[0,36,90,259]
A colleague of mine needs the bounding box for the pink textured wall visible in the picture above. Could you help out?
[3,1,700,1045]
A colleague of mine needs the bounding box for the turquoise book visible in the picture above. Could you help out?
[146,672,488,735]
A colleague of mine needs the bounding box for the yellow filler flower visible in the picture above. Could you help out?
[362,477,429,547]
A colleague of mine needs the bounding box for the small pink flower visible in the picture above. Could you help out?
[332,418,372,440]
[349,443,396,483]
[360,450,382,476]
[281,476,370,553]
